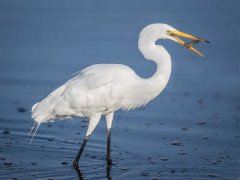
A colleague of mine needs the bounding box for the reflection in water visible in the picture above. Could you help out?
[73,165,84,180]
[73,164,112,180]
[106,164,112,180]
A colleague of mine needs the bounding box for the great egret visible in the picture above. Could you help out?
[30,23,208,167]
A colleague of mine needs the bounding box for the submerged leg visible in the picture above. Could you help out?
[73,113,101,167]
[105,113,114,165]
[107,128,112,165]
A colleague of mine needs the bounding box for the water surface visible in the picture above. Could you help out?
[0,0,240,179]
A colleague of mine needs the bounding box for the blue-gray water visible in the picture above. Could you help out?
[0,0,239,179]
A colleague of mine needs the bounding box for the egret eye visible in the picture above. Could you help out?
[166,30,174,36]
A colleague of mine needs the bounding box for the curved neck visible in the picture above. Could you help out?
[138,37,172,95]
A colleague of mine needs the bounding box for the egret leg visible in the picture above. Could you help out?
[105,113,114,165]
[107,128,112,165]
[106,161,112,179]
[73,135,89,167]
[73,113,101,167]
[73,165,84,180]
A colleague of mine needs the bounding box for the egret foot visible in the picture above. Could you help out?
[106,158,112,165]
[73,160,79,168]
[73,135,90,168]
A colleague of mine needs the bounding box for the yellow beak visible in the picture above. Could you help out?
[167,30,209,57]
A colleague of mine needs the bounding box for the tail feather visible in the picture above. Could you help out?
[27,121,41,145]
[31,99,55,123]
[27,121,37,139]
[29,98,54,145]
[29,84,66,144]
[31,85,66,123]
[29,104,54,145]
[31,102,39,112]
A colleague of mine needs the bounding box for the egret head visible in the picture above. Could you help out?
[139,23,209,57]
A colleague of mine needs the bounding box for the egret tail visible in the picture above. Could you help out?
[27,121,41,145]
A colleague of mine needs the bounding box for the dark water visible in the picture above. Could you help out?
[0,0,240,179]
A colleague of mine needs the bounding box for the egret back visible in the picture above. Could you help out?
[31,64,138,123]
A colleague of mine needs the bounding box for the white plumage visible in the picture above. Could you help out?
[30,23,208,166]
[32,64,158,121]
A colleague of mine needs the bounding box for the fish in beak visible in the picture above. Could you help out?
[167,30,209,57]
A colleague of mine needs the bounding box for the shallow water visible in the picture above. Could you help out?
[0,0,240,179]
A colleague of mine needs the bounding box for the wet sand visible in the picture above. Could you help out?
[0,0,240,179]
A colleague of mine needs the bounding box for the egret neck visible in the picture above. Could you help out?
[138,35,171,99]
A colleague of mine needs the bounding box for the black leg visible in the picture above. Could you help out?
[106,162,112,180]
[106,128,112,165]
[73,135,90,167]
[73,165,84,180]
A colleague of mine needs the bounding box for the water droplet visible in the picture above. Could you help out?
[197,121,206,125]
[141,172,149,176]
[4,161,13,166]
[160,157,168,161]
[61,161,69,165]
[17,107,27,113]
[3,130,10,134]
[171,142,183,146]
[208,174,218,178]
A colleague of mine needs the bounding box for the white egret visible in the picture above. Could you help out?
[30,23,208,167]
